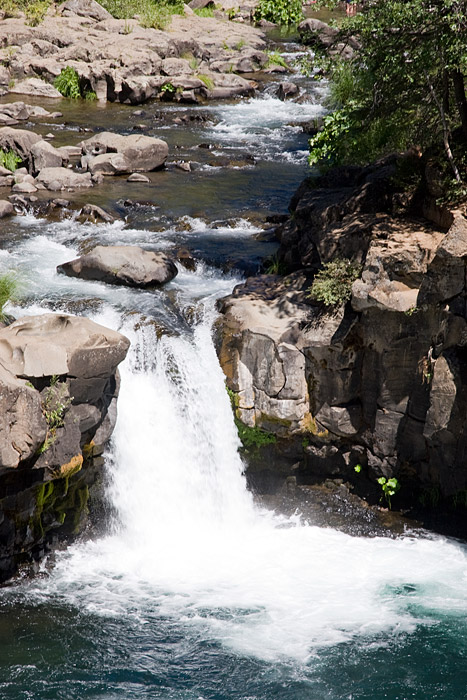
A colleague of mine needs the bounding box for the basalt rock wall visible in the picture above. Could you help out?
[217,157,467,516]
[0,313,129,582]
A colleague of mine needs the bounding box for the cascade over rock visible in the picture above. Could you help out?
[0,313,130,582]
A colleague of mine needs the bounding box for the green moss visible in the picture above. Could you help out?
[234,418,276,451]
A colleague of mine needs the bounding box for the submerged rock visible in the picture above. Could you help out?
[57,245,178,287]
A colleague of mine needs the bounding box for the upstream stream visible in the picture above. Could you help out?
[0,32,467,700]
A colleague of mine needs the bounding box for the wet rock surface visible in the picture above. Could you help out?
[217,156,467,534]
[58,245,178,287]
[0,313,129,582]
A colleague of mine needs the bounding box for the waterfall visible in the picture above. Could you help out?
[23,302,465,666]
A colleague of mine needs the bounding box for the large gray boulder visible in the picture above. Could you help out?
[35,166,93,190]
[0,313,130,469]
[0,313,130,582]
[30,140,64,172]
[61,0,112,21]
[0,201,15,218]
[9,78,62,98]
[0,126,41,164]
[78,132,168,172]
[57,245,178,287]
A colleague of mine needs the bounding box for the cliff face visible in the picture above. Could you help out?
[218,158,467,517]
[0,313,129,582]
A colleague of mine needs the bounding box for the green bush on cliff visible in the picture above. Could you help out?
[254,0,303,25]
[307,258,361,307]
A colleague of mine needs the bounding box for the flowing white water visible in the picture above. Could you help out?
[16,296,467,666]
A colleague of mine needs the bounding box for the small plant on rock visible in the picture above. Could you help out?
[38,375,73,453]
[307,258,362,308]
[54,66,81,99]
[377,477,401,509]
[197,73,214,90]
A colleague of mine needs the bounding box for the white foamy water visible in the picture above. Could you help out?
[208,95,324,162]
[16,299,467,666]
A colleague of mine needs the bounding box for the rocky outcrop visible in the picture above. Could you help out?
[57,245,178,287]
[0,4,264,104]
[0,313,129,582]
[218,158,467,522]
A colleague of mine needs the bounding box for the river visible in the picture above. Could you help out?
[0,34,466,700]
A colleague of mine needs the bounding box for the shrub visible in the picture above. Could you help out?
[307,258,362,308]
[197,73,214,90]
[254,0,303,25]
[0,148,21,171]
[194,5,214,17]
[24,0,50,25]
[99,0,185,27]
[0,272,19,321]
[54,66,81,99]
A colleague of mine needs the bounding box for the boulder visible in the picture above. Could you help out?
[277,82,299,100]
[0,313,130,581]
[78,132,168,171]
[35,167,93,190]
[57,245,178,287]
[30,140,64,172]
[9,78,62,99]
[0,127,42,164]
[0,363,47,469]
[61,0,112,20]
[0,201,14,218]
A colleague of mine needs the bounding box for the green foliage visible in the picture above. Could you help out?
[265,50,288,69]
[309,0,467,181]
[264,253,286,275]
[377,477,401,509]
[98,0,184,27]
[254,0,303,25]
[54,66,81,99]
[84,90,98,101]
[38,376,73,453]
[0,148,21,172]
[234,418,276,451]
[226,384,276,451]
[307,258,362,307]
[160,82,175,97]
[197,73,214,90]
[43,376,72,430]
[194,5,214,17]
[1,0,49,23]
[0,272,19,321]
[24,0,50,24]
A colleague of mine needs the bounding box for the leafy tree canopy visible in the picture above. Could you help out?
[309,0,467,185]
